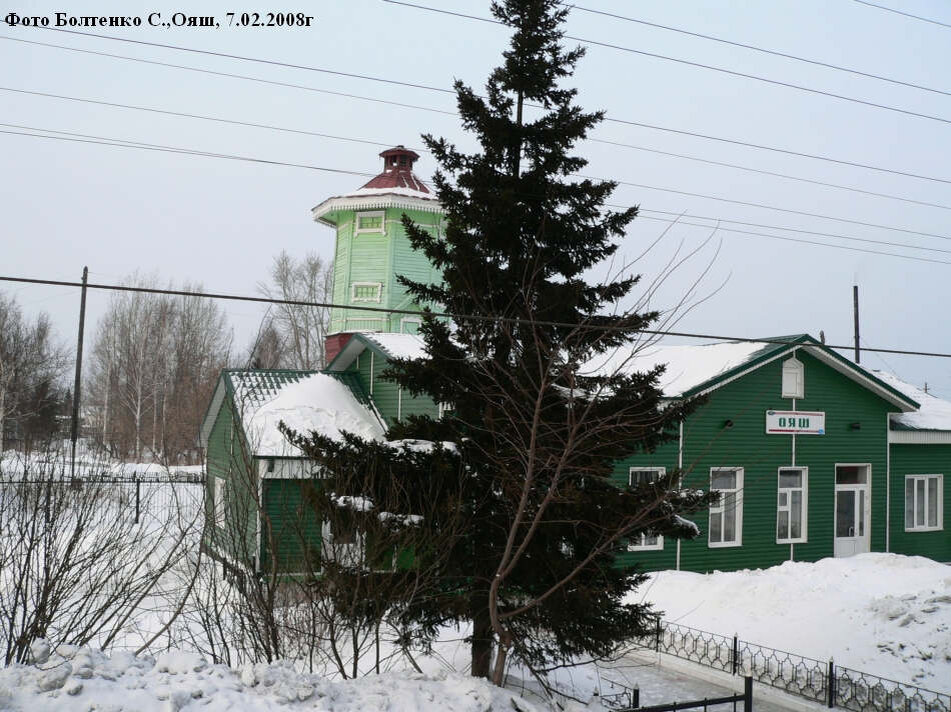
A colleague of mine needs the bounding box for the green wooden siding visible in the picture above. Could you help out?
[615,349,896,573]
[889,444,951,561]
[346,346,437,427]
[203,398,259,564]
[260,478,322,573]
[328,207,443,334]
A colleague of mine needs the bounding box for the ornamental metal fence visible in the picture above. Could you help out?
[638,618,950,712]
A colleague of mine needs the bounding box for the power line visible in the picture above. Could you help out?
[588,136,951,211]
[6,123,951,262]
[5,33,950,185]
[383,0,951,126]
[635,214,951,266]
[852,0,951,29]
[1,87,397,151]
[601,176,951,242]
[0,35,457,116]
[567,3,950,97]
[41,26,456,96]
[2,273,950,359]
[636,208,951,253]
[7,85,949,213]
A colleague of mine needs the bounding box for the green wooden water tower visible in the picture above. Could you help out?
[312,146,444,362]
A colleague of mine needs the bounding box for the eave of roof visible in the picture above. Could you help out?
[677,335,918,412]
[311,192,442,226]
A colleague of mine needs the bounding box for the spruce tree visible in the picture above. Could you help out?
[293,0,711,684]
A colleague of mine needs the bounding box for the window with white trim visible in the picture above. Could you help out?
[905,474,943,531]
[782,357,804,398]
[777,467,807,543]
[354,211,385,235]
[214,476,227,528]
[627,467,665,551]
[709,467,743,547]
[351,282,382,303]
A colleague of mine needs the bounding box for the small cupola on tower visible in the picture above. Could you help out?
[312,145,444,364]
[360,146,430,194]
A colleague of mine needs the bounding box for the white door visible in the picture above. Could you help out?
[834,465,870,557]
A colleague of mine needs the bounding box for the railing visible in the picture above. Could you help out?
[639,618,951,712]
[0,472,206,524]
[631,677,752,712]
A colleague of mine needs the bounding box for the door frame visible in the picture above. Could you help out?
[833,463,872,557]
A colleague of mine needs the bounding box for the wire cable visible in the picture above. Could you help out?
[852,0,951,29]
[5,122,951,258]
[2,273,950,359]
[567,3,950,97]
[382,0,951,125]
[4,33,949,185]
[6,85,949,212]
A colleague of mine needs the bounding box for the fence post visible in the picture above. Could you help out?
[632,687,639,709]
[732,634,739,675]
[744,675,753,712]
[655,616,662,652]
[134,474,140,524]
[827,659,835,708]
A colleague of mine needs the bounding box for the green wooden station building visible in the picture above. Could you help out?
[201,146,951,575]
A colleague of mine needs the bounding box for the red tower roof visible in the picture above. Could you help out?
[358,145,430,194]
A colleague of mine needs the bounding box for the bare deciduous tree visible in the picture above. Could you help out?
[257,251,333,370]
[85,277,231,464]
[0,293,70,454]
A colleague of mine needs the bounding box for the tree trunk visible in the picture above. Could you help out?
[470,592,493,679]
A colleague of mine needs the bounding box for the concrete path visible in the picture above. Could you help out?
[594,648,829,712]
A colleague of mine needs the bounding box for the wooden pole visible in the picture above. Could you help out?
[70,267,88,478]
[853,285,860,364]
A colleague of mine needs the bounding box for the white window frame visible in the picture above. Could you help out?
[214,475,227,528]
[627,467,665,551]
[437,401,452,419]
[354,210,385,235]
[351,281,383,303]
[782,356,804,399]
[905,474,943,532]
[777,466,808,544]
[709,467,743,548]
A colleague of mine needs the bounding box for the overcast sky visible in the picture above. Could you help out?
[3,0,950,396]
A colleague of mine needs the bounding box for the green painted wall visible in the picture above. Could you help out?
[329,207,443,334]
[889,444,951,562]
[203,395,259,565]
[348,348,438,428]
[260,478,322,573]
[613,350,897,574]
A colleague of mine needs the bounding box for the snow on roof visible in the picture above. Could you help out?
[343,186,436,201]
[236,373,385,456]
[583,340,776,397]
[873,371,951,431]
[362,332,428,360]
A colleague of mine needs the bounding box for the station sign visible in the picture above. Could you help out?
[766,410,825,435]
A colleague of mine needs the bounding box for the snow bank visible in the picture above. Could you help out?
[0,644,543,712]
[244,373,385,456]
[634,554,951,690]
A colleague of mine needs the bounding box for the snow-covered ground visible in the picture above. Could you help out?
[0,644,544,712]
[635,553,951,691]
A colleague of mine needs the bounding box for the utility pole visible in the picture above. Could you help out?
[853,284,860,364]
[70,266,88,478]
